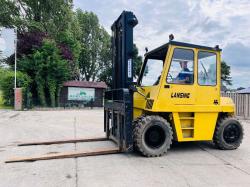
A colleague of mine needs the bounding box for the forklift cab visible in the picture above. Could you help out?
[134,41,221,117]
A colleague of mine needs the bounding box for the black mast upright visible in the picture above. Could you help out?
[104,11,138,152]
[111,11,138,89]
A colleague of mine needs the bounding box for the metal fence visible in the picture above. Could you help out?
[221,93,250,119]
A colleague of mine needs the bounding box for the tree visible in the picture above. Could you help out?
[17,0,82,79]
[221,61,232,86]
[237,87,245,91]
[13,0,72,33]
[0,0,21,28]
[0,68,31,106]
[97,29,112,86]
[18,39,69,107]
[56,29,81,80]
[2,0,81,79]
[132,44,143,79]
[76,9,143,85]
[98,44,143,87]
[76,10,109,81]
[1,1,84,107]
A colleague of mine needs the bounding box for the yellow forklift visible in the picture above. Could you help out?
[6,11,243,162]
[132,39,244,156]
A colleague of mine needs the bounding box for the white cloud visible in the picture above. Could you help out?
[0,28,15,57]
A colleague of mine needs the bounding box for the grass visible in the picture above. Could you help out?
[0,90,13,109]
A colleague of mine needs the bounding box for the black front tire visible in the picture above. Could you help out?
[133,115,173,157]
[213,116,244,150]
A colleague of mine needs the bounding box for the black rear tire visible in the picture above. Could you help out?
[213,116,243,150]
[133,115,173,157]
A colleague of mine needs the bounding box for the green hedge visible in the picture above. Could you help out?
[0,69,31,107]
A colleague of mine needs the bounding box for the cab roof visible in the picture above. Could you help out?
[145,41,221,60]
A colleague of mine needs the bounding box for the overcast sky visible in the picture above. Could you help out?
[0,28,15,58]
[75,0,250,88]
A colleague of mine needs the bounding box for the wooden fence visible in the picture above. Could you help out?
[221,93,250,119]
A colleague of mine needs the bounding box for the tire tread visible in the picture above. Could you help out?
[213,116,244,150]
[133,115,173,157]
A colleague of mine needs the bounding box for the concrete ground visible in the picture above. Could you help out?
[0,109,250,187]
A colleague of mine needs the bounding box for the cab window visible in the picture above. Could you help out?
[167,48,194,84]
[141,58,163,86]
[198,51,217,86]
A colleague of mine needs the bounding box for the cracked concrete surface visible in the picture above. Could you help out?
[0,109,250,187]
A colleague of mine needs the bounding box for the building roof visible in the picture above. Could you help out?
[63,81,107,89]
[237,87,250,94]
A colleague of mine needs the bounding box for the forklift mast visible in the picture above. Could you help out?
[104,11,138,152]
[111,11,138,89]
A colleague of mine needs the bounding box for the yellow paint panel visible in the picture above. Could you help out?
[193,112,218,140]
[133,108,143,119]
[173,112,218,141]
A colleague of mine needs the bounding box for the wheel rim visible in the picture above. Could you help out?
[223,123,241,144]
[144,124,166,149]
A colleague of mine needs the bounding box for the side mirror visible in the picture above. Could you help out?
[129,85,138,92]
[129,84,147,99]
[132,81,138,85]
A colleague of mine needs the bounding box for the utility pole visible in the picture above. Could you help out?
[13,27,22,110]
[14,27,17,89]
